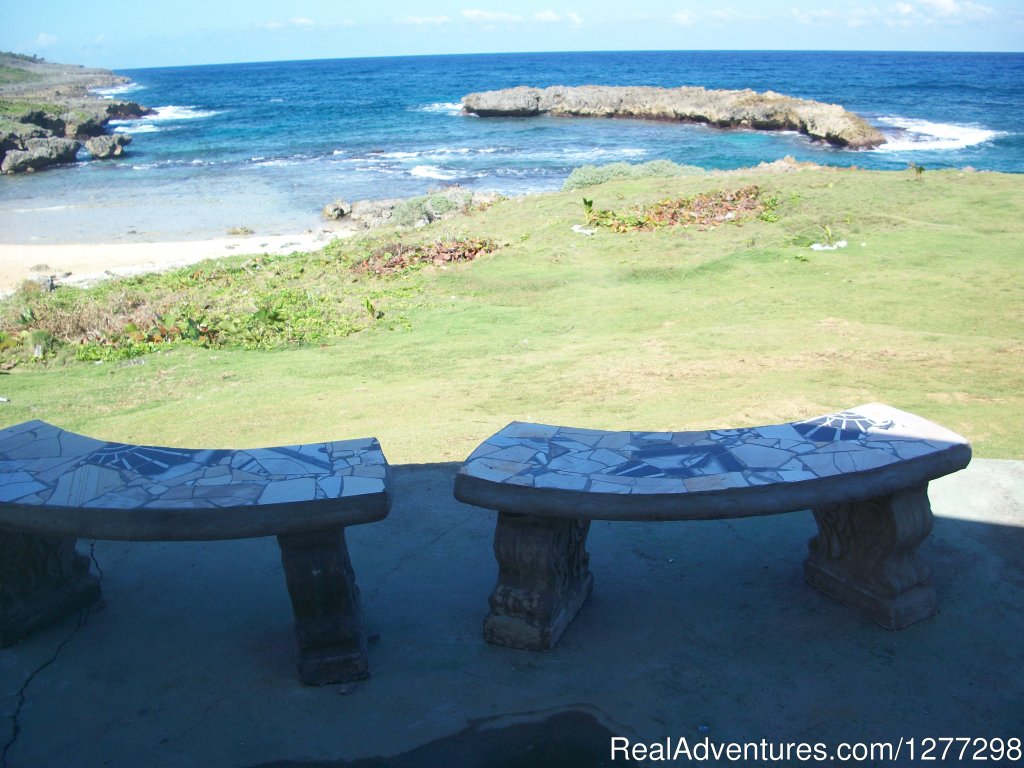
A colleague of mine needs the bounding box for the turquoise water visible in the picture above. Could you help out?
[2,50,1021,243]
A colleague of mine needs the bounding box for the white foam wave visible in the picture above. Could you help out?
[518,147,649,163]
[12,205,73,213]
[409,165,458,180]
[92,83,145,99]
[150,105,223,121]
[425,147,472,157]
[874,116,1000,152]
[112,123,161,134]
[418,102,464,115]
[249,154,316,168]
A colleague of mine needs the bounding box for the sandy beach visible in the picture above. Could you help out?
[0,230,351,296]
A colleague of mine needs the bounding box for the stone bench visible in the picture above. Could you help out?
[454,403,972,651]
[0,419,391,685]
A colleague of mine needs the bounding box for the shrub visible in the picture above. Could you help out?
[563,160,705,191]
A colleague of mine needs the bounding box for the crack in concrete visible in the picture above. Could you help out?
[721,519,774,556]
[365,513,475,605]
[1,543,103,768]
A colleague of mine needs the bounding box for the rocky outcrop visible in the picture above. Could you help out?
[0,137,81,174]
[322,200,353,220]
[85,134,131,159]
[1,53,151,174]
[323,187,503,230]
[463,85,886,149]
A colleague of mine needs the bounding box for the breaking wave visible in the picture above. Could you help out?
[409,165,459,180]
[92,82,146,99]
[417,102,464,114]
[874,116,1001,152]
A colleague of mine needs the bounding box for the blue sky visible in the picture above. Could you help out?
[3,1,1021,69]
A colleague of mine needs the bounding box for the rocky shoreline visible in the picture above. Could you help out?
[462,85,886,149]
[0,52,151,174]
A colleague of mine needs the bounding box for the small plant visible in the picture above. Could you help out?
[818,223,838,246]
[757,195,781,223]
[227,226,254,236]
[364,297,383,322]
[907,162,925,181]
[809,223,848,251]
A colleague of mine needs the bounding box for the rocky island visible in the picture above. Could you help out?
[462,85,886,149]
[0,51,150,174]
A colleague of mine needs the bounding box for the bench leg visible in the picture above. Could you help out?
[277,527,369,685]
[484,512,593,651]
[0,532,101,647]
[804,483,937,629]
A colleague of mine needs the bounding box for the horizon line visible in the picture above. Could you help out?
[108,47,1024,72]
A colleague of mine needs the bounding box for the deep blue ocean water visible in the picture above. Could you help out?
[2,50,1022,243]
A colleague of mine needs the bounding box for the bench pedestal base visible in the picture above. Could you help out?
[0,533,101,647]
[805,484,936,629]
[278,527,370,685]
[484,513,593,651]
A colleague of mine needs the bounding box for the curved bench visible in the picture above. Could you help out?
[0,419,392,685]
[454,403,972,650]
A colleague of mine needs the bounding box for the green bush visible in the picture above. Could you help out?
[562,160,705,191]
[392,192,472,227]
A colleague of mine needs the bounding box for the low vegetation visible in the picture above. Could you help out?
[0,236,498,363]
[0,66,42,86]
[563,159,705,190]
[583,186,772,232]
[0,165,1021,463]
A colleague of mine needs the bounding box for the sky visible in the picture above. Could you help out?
[2,0,1021,70]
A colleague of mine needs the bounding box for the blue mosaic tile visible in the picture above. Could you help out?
[0,420,390,516]
[459,404,970,498]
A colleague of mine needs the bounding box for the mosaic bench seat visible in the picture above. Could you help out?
[454,403,972,651]
[0,419,392,685]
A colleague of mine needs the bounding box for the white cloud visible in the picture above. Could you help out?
[671,8,767,26]
[791,7,838,24]
[795,1,995,27]
[708,8,768,23]
[398,15,451,26]
[534,10,583,26]
[36,33,57,48]
[259,17,336,31]
[920,0,995,19]
[462,9,524,23]
[919,0,959,12]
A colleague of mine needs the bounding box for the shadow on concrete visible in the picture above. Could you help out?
[255,709,614,768]
[1,459,1022,767]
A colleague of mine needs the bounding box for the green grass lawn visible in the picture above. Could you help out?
[1,166,1021,463]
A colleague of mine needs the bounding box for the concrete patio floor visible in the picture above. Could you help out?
[2,459,1022,767]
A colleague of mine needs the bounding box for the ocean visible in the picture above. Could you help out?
[1,50,1021,244]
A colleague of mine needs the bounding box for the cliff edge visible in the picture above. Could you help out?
[462,85,885,150]
[1,52,149,174]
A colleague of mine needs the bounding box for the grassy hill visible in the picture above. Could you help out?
[0,164,1021,462]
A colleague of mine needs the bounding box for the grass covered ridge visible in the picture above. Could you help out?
[0,165,1021,463]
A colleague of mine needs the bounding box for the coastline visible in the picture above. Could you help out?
[0,229,351,296]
